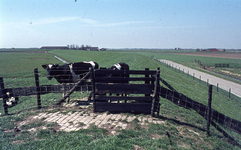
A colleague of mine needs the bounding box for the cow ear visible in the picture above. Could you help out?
[42,64,47,69]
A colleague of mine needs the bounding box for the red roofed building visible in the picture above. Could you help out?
[209,48,219,52]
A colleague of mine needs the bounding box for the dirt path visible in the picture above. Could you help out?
[159,59,241,98]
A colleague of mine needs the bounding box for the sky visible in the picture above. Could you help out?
[1,0,241,49]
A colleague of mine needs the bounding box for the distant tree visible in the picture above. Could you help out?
[223,49,226,52]
[196,48,200,52]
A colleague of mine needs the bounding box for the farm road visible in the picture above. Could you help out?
[159,59,241,98]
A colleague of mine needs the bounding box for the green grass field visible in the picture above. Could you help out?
[0,50,241,149]
[138,51,241,83]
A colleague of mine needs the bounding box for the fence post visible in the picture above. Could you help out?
[193,73,195,80]
[217,83,219,92]
[151,68,160,117]
[90,68,96,112]
[207,79,209,86]
[207,85,213,136]
[156,68,160,116]
[34,68,41,109]
[229,88,231,98]
[145,68,150,98]
[0,77,8,115]
[199,76,201,83]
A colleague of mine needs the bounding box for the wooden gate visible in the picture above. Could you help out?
[91,68,160,116]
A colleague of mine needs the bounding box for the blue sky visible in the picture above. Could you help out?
[1,0,241,49]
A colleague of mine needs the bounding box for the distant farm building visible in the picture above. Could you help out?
[202,48,219,52]
[209,48,219,52]
[87,47,99,51]
[40,45,106,51]
[100,48,107,51]
[40,46,69,50]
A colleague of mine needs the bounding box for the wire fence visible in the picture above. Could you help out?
[152,57,241,146]
[0,69,92,116]
[155,57,241,100]
[1,65,241,146]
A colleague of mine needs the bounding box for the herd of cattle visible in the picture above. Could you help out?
[5,61,129,107]
[42,61,129,84]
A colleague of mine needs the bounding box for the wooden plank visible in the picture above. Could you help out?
[95,83,154,94]
[95,77,155,83]
[95,69,156,76]
[95,95,152,102]
[55,72,91,105]
[95,102,152,113]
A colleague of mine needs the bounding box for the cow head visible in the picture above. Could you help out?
[111,63,121,70]
[42,64,59,80]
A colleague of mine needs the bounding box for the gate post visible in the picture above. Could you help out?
[145,68,150,98]
[90,68,96,112]
[151,68,160,117]
[34,68,41,109]
[0,77,8,115]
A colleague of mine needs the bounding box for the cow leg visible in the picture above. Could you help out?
[63,84,70,103]
[63,92,68,103]
[88,91,92,102]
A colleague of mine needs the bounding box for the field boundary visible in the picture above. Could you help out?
[157,59,241,98]
[169,52,241,59]
[1,67,241,146]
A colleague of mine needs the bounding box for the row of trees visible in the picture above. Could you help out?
[67,44,92,50]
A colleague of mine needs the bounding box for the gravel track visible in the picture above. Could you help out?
[159,59,241,98]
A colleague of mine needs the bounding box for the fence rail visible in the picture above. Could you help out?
[0,83,92,98]
[92,68,160,116]
[215,63,229,68]
[1,66,241,146]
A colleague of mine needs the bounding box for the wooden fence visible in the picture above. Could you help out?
[0,67,241,144]
[91,68,160,116]
[215,63,229,68]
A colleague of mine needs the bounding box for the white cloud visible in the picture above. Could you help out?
[78,20,155,27]
[80,18,99,25]
[94,21,156,27]
[32,16,79,25]
[2,16,79,28]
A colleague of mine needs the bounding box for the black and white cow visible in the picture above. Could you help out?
[6,92,18,107]
[109,62,129,81]
[42,61,99,84]
[108,62,130,98]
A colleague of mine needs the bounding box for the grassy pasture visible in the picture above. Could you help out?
[0,50,241,149]
[138,51,241,83]
[0,52,62,78]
